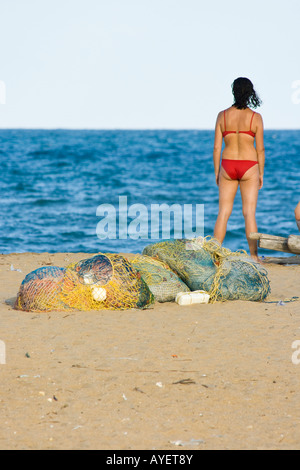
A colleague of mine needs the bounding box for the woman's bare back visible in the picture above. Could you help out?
[221,106,261,160]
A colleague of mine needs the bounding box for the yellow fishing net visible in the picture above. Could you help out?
[130,254,190,302]
[15,253,154,312]
[14,266,66,312]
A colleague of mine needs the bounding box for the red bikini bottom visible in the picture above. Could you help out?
[221,159,258,180]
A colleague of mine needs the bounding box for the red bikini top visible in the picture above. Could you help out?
[222,110,256,138]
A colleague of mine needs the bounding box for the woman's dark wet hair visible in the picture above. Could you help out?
[232,77,262,109]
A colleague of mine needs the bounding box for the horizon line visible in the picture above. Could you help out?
[0,127,299,131]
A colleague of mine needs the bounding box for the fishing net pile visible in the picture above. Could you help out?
[142,236,271,302]
[14,254,154,312]
[14,237,271,312]
[130,254,190,302]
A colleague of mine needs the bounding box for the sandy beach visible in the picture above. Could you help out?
[0,251,300,450]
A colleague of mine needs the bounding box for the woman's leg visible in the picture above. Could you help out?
[239,165,260,259]
[214,168,239,244]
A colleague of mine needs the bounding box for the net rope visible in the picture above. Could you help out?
[15,253,154,312]
[143,236,271,303]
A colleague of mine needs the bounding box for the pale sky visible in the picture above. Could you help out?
[0,0,299,129]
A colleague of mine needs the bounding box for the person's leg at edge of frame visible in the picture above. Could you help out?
[295,202,300,231]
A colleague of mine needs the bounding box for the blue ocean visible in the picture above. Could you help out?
[0,129,299,256]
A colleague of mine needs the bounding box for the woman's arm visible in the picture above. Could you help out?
[255,113,265,189]
[213,112,223,186]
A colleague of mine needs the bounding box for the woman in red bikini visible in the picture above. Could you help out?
[213,77,265,261]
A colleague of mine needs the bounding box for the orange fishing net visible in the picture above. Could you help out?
[15,254,154,312]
